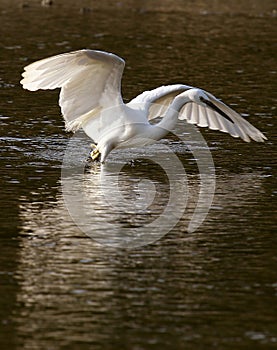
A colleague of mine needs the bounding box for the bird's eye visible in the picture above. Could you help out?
[199,96,205,102]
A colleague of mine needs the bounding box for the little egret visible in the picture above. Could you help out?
[21,49,266,163]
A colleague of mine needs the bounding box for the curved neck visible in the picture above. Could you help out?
[153,93,189,138]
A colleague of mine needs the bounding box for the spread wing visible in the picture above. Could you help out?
[128,85,266,142]
[21,49,125,131]
[179,91,266,142]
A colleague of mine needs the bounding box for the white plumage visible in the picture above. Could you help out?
[21,49,266,162]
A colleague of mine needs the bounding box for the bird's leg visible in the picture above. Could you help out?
[90,143,101,161]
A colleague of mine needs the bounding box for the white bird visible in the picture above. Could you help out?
[21,49,267,163]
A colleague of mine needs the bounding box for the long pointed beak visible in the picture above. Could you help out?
[202,98,234,124]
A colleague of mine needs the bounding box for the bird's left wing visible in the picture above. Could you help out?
[129,85,266,143]
[21,49,125,131]
[179,91,267,142]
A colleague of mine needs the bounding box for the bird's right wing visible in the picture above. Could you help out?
[21,49,125,131]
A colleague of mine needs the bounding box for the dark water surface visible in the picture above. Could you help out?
[0,1,276,349]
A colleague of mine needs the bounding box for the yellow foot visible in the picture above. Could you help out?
[90,143,100,161]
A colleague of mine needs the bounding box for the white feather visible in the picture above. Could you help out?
[21,49,125,131]
[129,85,266,143]
[21,49,267,162]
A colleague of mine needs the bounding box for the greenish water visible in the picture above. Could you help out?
[0,1,276,349]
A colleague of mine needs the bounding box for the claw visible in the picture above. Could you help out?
[90,143,100,161]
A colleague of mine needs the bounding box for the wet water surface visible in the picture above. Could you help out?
[0,1,276,349]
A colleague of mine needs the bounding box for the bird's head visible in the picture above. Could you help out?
[187,88,234,124]
[187,88,210,105]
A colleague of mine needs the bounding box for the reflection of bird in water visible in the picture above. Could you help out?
[21,49,266,163]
